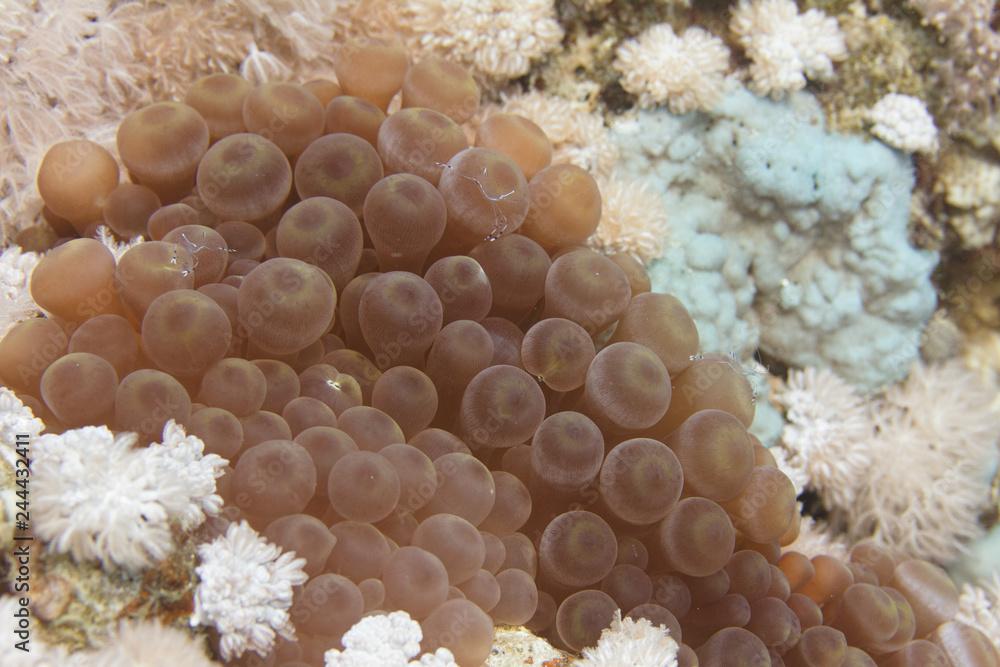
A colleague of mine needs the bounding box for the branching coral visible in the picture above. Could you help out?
[730,0,847,98]
[32,421,226,571]
[613,23,731,114]
[190,520,307,660]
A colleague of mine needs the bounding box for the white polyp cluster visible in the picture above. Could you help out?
[32,420,226,570]
[613,23,732,114]
[191,520,308,660]
[867,93,939,155]
[576,611,680,667]
[730,0,847,98]
[324,611,458,667]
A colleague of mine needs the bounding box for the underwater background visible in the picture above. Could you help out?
[1,0,1000,665]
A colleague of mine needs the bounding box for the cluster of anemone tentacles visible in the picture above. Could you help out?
[1,37,997,667]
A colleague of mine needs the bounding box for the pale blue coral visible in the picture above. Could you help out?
[613,87,938,392]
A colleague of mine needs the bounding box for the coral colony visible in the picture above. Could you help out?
[2,1,1000,667]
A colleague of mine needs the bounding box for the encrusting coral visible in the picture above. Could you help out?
[614,87,938,391]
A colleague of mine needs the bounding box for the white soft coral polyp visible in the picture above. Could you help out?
[191,520,307,661]
[730,0,847,98]
[867,93,939,154]
[614,24,731,113]
[31,420,226,571]
[324,611,458,667]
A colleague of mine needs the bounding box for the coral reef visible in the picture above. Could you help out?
[2,0,1000,665]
